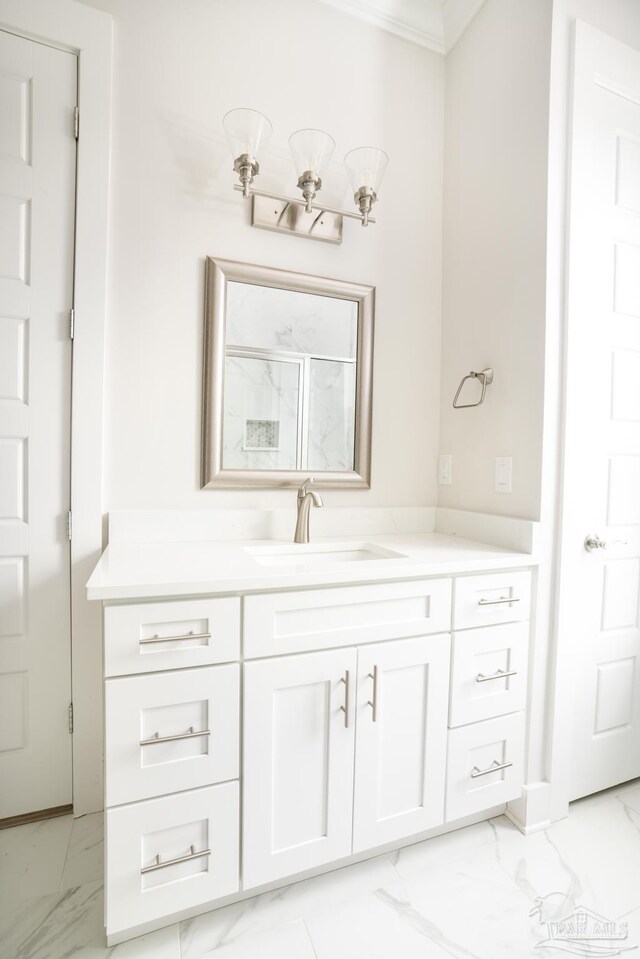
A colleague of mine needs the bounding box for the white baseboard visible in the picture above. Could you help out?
[505,782,551,836]
[506,782,553,834]
[504,808,551,836]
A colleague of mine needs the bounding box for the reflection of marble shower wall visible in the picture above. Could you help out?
[308,360,356,471]
[226,283,357,358]
[223,356,299,470]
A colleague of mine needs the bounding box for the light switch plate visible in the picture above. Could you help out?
[438,454,452,486]
[495,457,512,493]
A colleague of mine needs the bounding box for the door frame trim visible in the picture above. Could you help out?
[0,0,112,815]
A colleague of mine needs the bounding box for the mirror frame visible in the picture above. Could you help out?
[202,256,374,489]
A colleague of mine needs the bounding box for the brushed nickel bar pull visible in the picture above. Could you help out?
[476,669,518,684]
[339,670,350,728]
[140,726,211,747]
[139,630,210,646]
[478,596,520,607]
[470,760,513,779]
[141,844,211,875]
[367,665,379,722]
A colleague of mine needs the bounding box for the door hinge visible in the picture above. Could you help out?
[69,308,75,340]
[73,106,79,140]
[67,510,72,541]
[68,702,74,735]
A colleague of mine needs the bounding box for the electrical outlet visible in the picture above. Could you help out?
[495,457,512,493]
[438,454,452,485]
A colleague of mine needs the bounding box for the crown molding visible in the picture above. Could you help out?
[315,0,445,54]
[315,0,488,54]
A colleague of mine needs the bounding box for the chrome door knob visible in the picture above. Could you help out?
[584,534,628,552]
[584,534,605,552]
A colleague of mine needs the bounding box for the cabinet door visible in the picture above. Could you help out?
[353,634,450,853]
[243,648,357,889]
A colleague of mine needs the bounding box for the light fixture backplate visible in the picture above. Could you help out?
[251,194,343,244]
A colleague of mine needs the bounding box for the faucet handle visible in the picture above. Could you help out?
[298,476,314,498]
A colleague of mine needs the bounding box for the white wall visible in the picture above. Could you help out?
[92,0,444,512]
[437,0,553,521]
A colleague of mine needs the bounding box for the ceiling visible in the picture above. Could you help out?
[76,0,486,55]
[315,0,488,54]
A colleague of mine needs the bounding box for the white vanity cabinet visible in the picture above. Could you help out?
[99,563,533,944]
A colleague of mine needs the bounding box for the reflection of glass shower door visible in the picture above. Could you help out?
[222,354,302,470]
[223,349,357,472]
[307,359,356,471]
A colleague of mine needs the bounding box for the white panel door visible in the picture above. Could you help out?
[243,648,356,889]
[0,31,76,818]
[352,634,450,853]
[561,24,640,800]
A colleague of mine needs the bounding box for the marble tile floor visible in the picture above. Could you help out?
[1,779,639,959]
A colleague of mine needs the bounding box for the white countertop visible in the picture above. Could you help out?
[86,532,536,601]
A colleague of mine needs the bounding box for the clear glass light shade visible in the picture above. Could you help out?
[223,108,272,160]
[288,129,336,179]
[344,146,389,194]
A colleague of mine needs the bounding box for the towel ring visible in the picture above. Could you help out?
[452,368,493,409]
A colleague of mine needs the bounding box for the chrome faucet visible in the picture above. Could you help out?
[294,477,323,544]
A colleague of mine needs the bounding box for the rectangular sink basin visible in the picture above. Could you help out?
[245,542,407,569]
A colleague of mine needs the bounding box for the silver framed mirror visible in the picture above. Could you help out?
[202,257,374,489]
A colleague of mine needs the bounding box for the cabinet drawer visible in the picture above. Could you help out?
[104,597,240,677]
[449,623,528,727]
[105,665,239,806]
[454,571,531,630]
[244,579,452,658]
[445,713,524,821]
[106,782,239,939]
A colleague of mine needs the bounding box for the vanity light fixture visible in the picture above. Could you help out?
[222,108,389,243]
